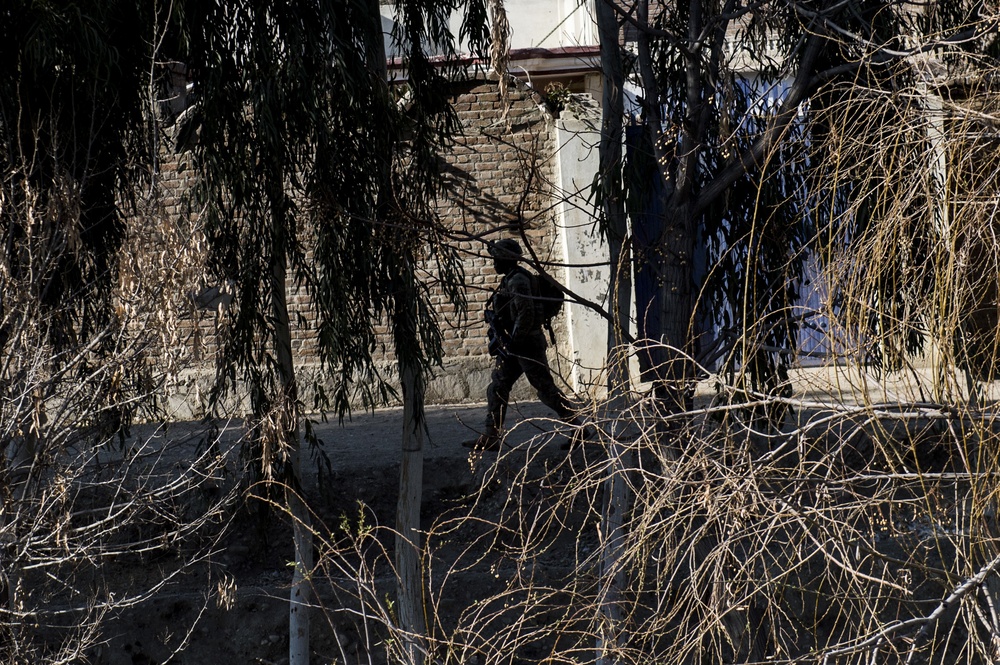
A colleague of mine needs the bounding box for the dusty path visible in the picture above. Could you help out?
[303,399,564,471]
[117,399,570,487]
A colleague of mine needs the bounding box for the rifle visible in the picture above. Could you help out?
[485,308,509,360]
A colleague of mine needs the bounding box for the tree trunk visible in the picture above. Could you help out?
[632,0,698,413]
[657,201,697,396]
[654,4,699,398]
[271,226,311,665]
[596,2,634,663]
[396,358,427,665]
[391,268,430,664]
[361,6,429,660]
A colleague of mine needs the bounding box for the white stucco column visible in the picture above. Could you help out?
[554,103,609,395]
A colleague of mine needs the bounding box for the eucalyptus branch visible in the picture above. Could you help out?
[694,29,825,213]
[596,0,686,50]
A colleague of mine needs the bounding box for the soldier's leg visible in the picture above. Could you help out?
[518,346,575,421]
[518,346,595,450]
[485,354,524,435]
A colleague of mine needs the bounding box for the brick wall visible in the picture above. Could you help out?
[148,76,566,417]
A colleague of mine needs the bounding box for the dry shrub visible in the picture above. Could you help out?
[0,153,236,664]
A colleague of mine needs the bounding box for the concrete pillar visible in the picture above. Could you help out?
[554,103,610,394]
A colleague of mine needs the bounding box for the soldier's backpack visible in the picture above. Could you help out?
[533,271,565,344]
[506,265,565,344]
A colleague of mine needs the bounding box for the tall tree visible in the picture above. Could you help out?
[594,2,634,664]
[593,1,1000,662]
[598,0,1000,417]
[168,1,492,662]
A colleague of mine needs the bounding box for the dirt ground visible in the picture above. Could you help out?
[86,399,578,665]
[29,391,977,664]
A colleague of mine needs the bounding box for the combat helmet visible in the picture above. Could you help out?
[488,238,522,260]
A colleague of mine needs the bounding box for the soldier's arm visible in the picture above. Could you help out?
[508,272,536,342]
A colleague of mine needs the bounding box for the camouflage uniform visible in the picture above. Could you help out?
[482,265,575,438]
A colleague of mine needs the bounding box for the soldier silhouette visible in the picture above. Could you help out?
[463,239,584,451]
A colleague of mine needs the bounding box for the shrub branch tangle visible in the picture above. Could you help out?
[0,4,235,662]
[306,3,1000,665]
